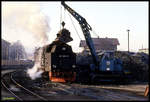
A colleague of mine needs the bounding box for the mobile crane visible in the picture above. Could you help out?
[61,1,130,82]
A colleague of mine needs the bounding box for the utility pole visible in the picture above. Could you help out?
[127,29,130,52]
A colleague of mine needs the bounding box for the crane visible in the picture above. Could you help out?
[61,1,130,82]
[61,1,99,69]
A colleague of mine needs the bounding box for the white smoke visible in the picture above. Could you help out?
[2,2,51,80]
[2,2,50,53]
[2,2,50,80]
[27,48,44,80]
[27,63,44,80]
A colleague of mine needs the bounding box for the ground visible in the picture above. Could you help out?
[1,69,149,101]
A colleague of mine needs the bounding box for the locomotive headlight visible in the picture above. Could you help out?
[52,65,56,68]
[106,61,110,65]
[106,68,110,71]
[62,47,66,51]
[72,65,76,68]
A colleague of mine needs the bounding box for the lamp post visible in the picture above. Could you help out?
[127,29,130,52]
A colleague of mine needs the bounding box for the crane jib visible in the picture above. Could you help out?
[61,1,100,68]
[62,2,92,31]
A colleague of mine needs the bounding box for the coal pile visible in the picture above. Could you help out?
[111,51,148,82]
[77,50,149,82]
[55,28,73,43]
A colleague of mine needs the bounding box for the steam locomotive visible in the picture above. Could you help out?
[34,28,76,82]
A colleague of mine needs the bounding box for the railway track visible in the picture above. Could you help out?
[1,69,148,101]
[1,70,47,101]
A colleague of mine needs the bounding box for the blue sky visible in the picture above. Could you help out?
[2,1,149,53]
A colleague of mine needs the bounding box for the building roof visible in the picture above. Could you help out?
[79,38,120,47]
[2,39,11,46]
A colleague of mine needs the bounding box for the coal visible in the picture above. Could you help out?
[55,28,73,43]
[76,51,149,82]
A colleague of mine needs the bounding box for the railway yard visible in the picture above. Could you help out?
[2,1,149,101]
[1,68,149,101]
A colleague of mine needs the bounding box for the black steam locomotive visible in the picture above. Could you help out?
[34,28,76,82]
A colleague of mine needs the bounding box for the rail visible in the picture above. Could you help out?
[1,71,47,101]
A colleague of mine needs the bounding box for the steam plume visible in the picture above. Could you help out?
[27,48,43,80]
[2,2,50,79]
[2,2,50,53]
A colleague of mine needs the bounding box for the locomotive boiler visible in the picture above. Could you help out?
[34,28,76,82]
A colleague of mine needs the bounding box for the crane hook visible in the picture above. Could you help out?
[61,21,65,28]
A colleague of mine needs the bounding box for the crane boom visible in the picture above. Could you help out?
[61,1,99,66]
